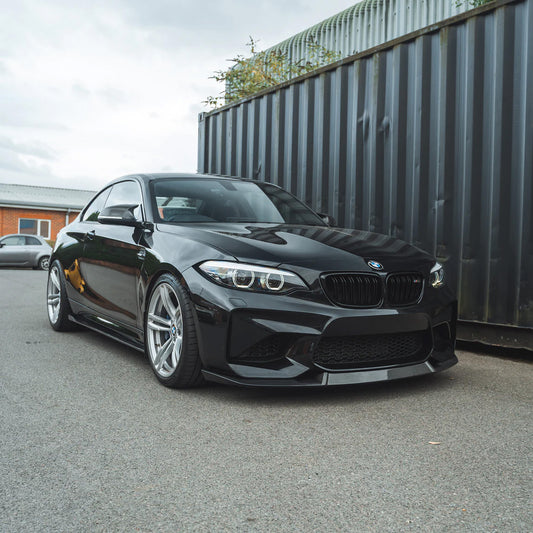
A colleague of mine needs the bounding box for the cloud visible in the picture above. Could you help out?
[0,147,53,176]
[72,84,127,107]
[0,0,356,189]
[72,83,91,98]
[98,87,127,107]
[0,136,56,160]
[0,91,69,130]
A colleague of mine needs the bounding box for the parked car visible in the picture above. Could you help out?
[0,234,52,270]
[47,173,457,388]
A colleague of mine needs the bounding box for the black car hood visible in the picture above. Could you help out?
[158,223,435,272]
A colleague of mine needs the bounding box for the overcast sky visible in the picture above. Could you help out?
[0,0,356,191]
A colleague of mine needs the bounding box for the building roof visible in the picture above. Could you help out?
[0,183,96,211]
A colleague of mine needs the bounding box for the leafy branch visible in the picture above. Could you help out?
[205,37,341,109]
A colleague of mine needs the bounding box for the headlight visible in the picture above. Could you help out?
[198,261,307,293]
[430,262,445,288]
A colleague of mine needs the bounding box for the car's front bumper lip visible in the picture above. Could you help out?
[201,353,458,387]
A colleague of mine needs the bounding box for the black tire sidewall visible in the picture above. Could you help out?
[39,256,50,270]
[48,260,74,331]
[144,273,202,387]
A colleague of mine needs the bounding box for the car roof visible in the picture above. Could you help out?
[141,173,240,180]
[0,234,45,240]
[106,173,257,186]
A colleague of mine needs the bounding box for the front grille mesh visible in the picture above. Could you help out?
[387,273,424,305]
[313,331,428,369]
[322,273,382,307]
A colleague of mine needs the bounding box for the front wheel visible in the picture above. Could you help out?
[47,261,75,331]
[145,274,204,388]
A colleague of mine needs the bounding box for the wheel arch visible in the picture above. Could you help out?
[35,251,51,267]
[142,264,207,365]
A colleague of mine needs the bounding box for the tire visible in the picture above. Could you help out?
[47,260,76,331]
[38,256,50,270]
[145,273,204,388]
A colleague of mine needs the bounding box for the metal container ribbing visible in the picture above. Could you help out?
[199,0,533,336]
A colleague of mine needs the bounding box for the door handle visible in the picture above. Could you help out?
[85,230,95,241]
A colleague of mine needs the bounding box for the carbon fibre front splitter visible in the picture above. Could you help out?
[201,354,458,388]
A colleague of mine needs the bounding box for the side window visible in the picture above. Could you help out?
[81,188,111,222]
[25,236,41,245]
[104,181,143,220]
[2,236,25,246]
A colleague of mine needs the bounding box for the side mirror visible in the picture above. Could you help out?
[98,204,142,227]
[318,213,337,227]
[0,242,4,248]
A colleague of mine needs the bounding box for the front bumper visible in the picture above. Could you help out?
[184,268,458,387]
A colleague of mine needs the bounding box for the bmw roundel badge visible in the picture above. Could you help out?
[368,260,383,271]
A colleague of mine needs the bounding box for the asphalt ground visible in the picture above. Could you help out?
[0,269,531,532]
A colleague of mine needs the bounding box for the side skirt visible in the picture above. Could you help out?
[69,314,145,353]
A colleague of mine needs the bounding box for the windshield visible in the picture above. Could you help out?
[151,179,326,226]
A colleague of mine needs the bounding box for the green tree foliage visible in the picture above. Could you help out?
[205,37,341,109]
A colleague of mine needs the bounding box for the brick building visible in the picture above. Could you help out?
[0,184,95,242]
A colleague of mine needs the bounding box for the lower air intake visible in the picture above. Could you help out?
[232,335,297,364]
[313,331,429,369]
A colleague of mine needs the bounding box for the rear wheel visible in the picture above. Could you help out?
[145,274,204,388]
[38,256,50,270]
[47,261,75,331]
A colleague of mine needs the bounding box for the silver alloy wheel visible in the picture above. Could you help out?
[47,265,61,324]
[147,283,183,378]
[40,256,50,270]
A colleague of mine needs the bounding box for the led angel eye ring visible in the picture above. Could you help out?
[232,269,255,289]
[265,272,284,291]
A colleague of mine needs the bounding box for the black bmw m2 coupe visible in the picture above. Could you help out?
[47,173,457,388]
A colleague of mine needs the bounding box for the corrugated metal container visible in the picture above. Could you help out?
[199,0,533,345]
[264,0,473,64]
